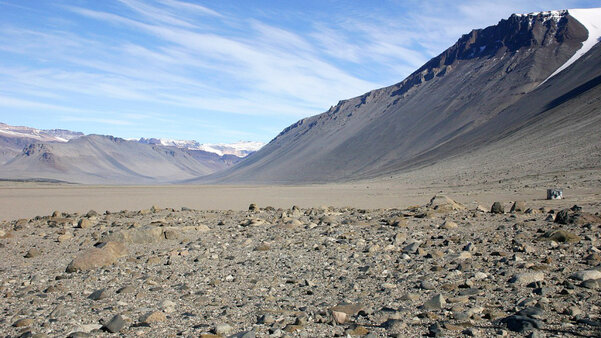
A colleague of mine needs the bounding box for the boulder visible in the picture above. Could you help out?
[491,202,504,214]
[66,241,127,272]
[427,195,465,212]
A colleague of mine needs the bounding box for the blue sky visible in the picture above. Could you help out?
[0,0,598,143]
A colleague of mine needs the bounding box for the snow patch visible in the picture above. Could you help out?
[136,137,264,157]
[540,8,601,85]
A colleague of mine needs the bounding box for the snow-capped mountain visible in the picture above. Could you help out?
[196,141,265,157]
[0,122,84,142]
[138,138,264,157]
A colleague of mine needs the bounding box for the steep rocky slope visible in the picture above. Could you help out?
[198,9,600,184]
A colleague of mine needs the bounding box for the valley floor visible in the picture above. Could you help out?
[1,168,601,337]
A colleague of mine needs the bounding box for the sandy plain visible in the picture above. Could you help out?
[1,167,600,222]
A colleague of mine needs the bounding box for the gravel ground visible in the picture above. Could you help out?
[1,196,600,337]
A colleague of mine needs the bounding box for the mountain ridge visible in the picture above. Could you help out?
[192,8,601,184]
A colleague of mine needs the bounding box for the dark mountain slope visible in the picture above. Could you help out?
[195,10,597,184]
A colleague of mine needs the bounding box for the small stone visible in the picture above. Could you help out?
[25,248,41,258]
[248,203,258,211]
[428,322,443,337]
[566,306,582,316]
[215,323,234,335]
[331,310,348,324]
[542,230,580,243]
[58,232,74,242]
[346,325,369,336]
[116,285,135,294]
[257,314,275,325]
[420,280,436,290]
[255,243,270,251]
[88,288,109,300]
[388,217,408,227]
[423,294,446,310]
[502,315,542,332]
[13,318,34,327]
[491,202,505,214]
[571,270,601,281]
[283,324,303,332]
[509,272,544,285]
[440,220,458,229]
[78,218,93,229]
[160,300,176,313]
[102,314,126,333]
[73,324,102,334]
[510,201,526,213]
[140,311,166,324]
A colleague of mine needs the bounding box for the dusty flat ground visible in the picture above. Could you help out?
[1,171,600,222]
[1,168,601,337]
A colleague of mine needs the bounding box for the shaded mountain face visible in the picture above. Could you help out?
[0,135,226,184]
[197,10,600,184]
[0,123,252,183]
[0,123,84,164]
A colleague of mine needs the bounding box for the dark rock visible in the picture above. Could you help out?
[428,322,443,337]
[541,229,580,243]
[102,314,126,333]
[491,202,504,214]
[555,209,570,224]
[517,307,544,319]
[510,201,526,213]
[88,288,108,300]
[501,315,542,332]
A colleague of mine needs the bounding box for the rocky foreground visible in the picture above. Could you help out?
[1,196,600,337]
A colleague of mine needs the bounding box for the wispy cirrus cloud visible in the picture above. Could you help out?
[0,0,596,142]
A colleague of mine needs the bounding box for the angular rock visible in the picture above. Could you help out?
[510,201,526,213]
[502,315,542,332]
[103,226,164,244]
[440,220,458,229]
[24,248,41,258]
[88,288,109,300]
[102,314,126,333]
[571,270,601,281]
[427,195,465,212]
[509,272,544,285]
[78,218,93,229]
[66,241,127,273]
[215,323,234,335]
[491,202,504,214]
[140,311,166,324]
[541,230,580,243]
[13,318,34,327]
[423,294,446,310]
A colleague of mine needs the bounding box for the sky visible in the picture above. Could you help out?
[0,0,598,143]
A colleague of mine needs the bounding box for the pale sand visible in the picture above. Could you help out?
[1,179,599,221]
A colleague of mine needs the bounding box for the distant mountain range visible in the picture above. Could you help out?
[137,138,263,157]
[0,122,264,183]
[2,8,600,185]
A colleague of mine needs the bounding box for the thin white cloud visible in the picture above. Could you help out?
[157,0,222,18]
[59,116,133,126]
[1,0,595,143]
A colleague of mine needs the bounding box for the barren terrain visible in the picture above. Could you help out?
[1,168,601,337]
